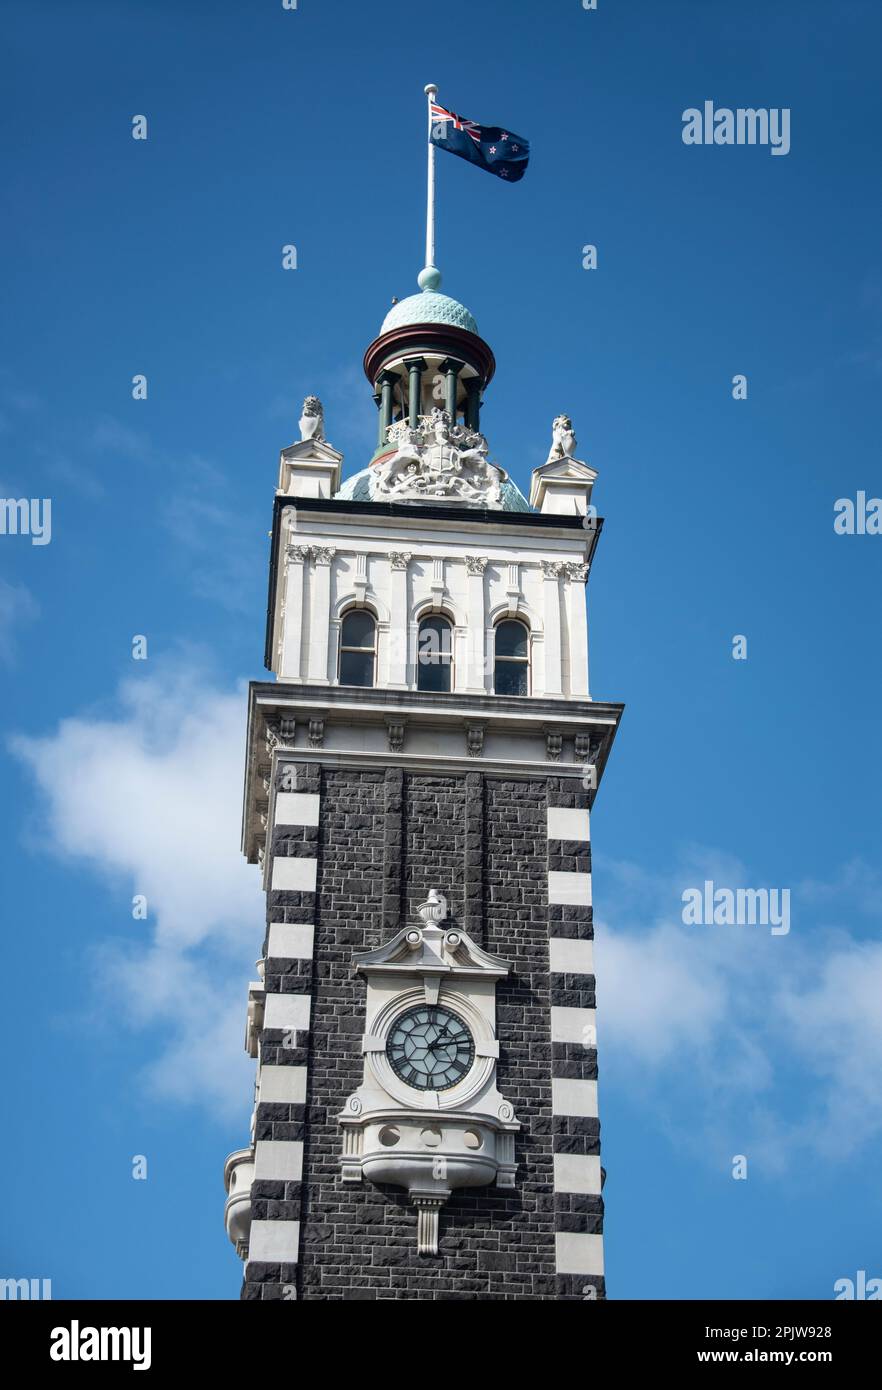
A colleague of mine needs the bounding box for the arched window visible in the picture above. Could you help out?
[417,615,453,693]
[339,610,376,687]
[494,619,529,696]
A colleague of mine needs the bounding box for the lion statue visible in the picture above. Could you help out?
[299,395,325,442]
[546,414,577,463]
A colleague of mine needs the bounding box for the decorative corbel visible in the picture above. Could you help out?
[466,724,485,758]
[545,730,563,762]
[386,720,406,754]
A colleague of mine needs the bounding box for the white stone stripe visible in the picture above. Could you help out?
[264,993,311,1032]
[248,1219,300,1264]
[550,1005,596,1045]
[258,1065,308,1105]
[552,1078,598,1117]
[254,1140,303,1182]
[547,871,592,906]
[553,1154,602,1195]
[547,807,590,842]
[274,792,320,827]
[549,937,594,975]
[271,857,317,892]
[555,1232,604,1276]
[267,923,315,959]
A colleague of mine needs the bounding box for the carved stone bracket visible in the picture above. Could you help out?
[308,718,325,749]
[545,731,563,762]
[414,1199,443,1257]
[265,716,295,754]
[466,724,485,758]
[386,720,406,754]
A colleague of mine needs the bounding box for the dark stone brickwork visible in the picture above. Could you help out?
[247,763,605,1301]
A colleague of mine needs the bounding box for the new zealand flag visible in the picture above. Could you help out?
[429,102,530,182]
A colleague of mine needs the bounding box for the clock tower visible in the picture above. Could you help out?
[223,265,623,1300]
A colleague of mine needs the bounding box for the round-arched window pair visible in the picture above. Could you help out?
[339,611,529,695]
[417,615,529,695]
[338,611,455,691]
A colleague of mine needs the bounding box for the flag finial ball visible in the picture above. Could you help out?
[418,265,442,292]
[424,83,438,98]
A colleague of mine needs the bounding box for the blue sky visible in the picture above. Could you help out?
[2,0,881,1299]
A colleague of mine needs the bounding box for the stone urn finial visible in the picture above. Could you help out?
[416,889,448,927]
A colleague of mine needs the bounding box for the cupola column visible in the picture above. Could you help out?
[377,370,397,446]
[464,376,481,431]
[439,358,461,420]
[404,357,427,428]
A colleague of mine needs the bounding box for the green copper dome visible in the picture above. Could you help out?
[380,289,479,337]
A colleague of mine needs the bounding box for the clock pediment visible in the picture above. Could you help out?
[355,893,511,984]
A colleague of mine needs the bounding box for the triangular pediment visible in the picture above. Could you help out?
[280,438,344,465]
[531,455,597,484]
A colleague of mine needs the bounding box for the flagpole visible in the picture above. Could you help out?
[424,83,437,275]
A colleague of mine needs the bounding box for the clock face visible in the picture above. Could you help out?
[386,1005,475,1091]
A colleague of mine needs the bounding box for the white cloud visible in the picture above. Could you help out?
[595,850,882,1169]
[10,659,263,1121]
[776,940,882,1155]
